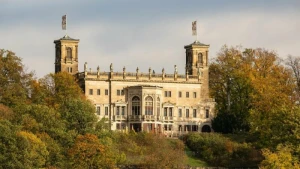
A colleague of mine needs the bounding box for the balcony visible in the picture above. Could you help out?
[163,116,174,121]
[113,115,127,121]
[142,115,156,121]
[129,115,142,121]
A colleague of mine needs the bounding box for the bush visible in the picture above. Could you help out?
[184,133,261,167]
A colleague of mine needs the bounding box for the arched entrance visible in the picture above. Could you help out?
[201,125,211,133]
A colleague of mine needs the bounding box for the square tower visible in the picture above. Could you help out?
[54,35,79,75]
[184,41,210,98]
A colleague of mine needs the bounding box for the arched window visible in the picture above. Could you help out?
[198,53,203,63]
[66,47,72,59]
[156,97,160,116]
[132,96,140,115]
[145,96,153,115]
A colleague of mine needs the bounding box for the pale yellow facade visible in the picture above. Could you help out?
[54,36,215,134]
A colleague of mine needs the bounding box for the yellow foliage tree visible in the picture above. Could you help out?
[260,144,300,169]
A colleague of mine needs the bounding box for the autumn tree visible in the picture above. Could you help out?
[0,49,33,107]
[260,144,300,169]
[68,134,117,169]
[285,55,300,101]
[210,46,252,133]
[210,46,295,137]
[17,131,49,168]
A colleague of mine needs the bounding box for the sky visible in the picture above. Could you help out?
[1,0,300,78]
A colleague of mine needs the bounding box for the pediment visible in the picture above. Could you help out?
[162,101,176,107]
[114,100,127,105]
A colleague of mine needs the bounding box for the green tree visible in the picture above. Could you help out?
[0,120,27,169]
[210,46,252,133]
[18,131,49,168]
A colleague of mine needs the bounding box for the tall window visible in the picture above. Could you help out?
[116,106,120,115]
[105,89,108,95]
[178,108,182,117]
[105,107,108,116]
[97,89,100,95]
[178,91,182,98]
[117,90,121,96]
[193,109,197,118]
[121,106,125,115]
[145,96,153,115]
[164,108,168,116]
[89,89,93,95]
[96,106,100,115]
[193,92,197,98]
[186,92,189,98]
[186,109,189,118]
[66,47,72,59]
[206,109,209,118]
[198,53,203,64]
[169,108,173,117]
[132,96,140,115]
[156,97,160,116]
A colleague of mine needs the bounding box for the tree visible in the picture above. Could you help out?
[210,46,252,133]
[210,46,295,136]
[17,131,49,168]
[285,55,300,101]
[58,98,97,135]
[260,144,300,169]
[0,49,33,107]
[0,120,28,168]
[68,134,116,169]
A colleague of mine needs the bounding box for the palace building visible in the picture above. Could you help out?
[54,35,215,135]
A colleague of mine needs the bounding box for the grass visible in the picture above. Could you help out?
[185,147,209,167]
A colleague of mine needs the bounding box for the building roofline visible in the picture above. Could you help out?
[54,35,79,43]
[184,40,209,48]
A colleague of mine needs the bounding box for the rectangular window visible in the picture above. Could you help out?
[186,109,189,118]
[147,124,153,131]
[97,89,100,95]
[121,106,125,115]
[121,90,124,95]
[164,91,171,97]
[96,106,100,115]
[116,123,120,130]
[193,92,197,98]
[186,92,189,98]
[193,109,197,118]
[117,90,120,96]
[179,91,182,98]
[116,106,120,115]
[105,89,108,95]
[169,125,172,131]
[178,125,182,131]
[89,89,93,95]
[164,108,168,116]
[178,108,182,117]
[70,67,72,73]
[105,107,108,116]
[164,124,168,131]
[169,108,173,117]
[206,109,209,118]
